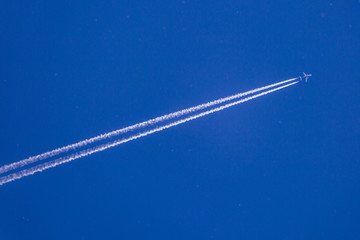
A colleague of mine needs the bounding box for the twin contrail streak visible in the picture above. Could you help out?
[0,80,298,186]
[0,77,298,175]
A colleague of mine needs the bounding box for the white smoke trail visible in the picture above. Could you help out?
[0,77,298,175]
[0,81,298,186]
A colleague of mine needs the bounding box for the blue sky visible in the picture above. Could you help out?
[0,1,359,239]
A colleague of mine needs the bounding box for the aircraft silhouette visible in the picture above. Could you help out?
[299,72,312,82]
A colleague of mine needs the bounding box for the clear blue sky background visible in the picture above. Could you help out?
[1,1,359,239]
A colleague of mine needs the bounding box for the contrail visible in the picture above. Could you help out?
[0,81,298,186]
[0,77,298,175]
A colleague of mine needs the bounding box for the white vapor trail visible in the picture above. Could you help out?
[0,81,298,186]
[0,77,298,174]
[0,77,298,175]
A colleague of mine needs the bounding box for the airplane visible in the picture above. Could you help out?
[299,72,312,83]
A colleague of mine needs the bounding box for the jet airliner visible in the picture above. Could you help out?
[299,72,312,82]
